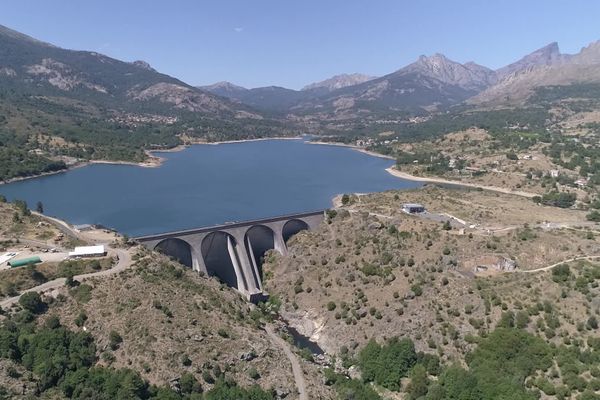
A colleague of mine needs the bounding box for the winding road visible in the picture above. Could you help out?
[265,324,308,400]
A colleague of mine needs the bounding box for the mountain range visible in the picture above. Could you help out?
[201,41,600,117]
[2,21,600,139]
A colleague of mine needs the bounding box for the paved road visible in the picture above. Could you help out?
[265,324,308,400]
[0,247,131,309]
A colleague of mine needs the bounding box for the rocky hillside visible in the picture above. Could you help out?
[471,41,600,106]
[262,187,600,399]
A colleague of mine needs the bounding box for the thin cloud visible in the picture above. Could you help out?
[233,27,244,33]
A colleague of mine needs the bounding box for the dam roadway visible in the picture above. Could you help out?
[135,211,325,302]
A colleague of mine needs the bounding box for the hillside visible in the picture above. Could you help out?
[262,186,600,399]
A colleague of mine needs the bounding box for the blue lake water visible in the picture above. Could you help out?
[0,139,421,236]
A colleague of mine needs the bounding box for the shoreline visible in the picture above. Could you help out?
[307,141,396,160]
[384,167,537,198]
[0,137,536,201]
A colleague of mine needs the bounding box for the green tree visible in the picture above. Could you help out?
[18,292,45,314]
[407,364,429,399]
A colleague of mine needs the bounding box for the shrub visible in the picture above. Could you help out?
[247,367,260,380]
[18,292,45,314]
[109,331,123,350]
[587,210,600,222]
[411,284,423,297]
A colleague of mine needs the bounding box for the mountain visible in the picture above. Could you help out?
[471,40,600,105]
[292,53,497,118]
[0,24,250,116]
[199,81,249,99]
[402,54,496,91]
[495,42,570,79]
[302,73,375,93]
[200,82,309,113]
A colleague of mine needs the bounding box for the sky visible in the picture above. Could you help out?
[2,0,600,89]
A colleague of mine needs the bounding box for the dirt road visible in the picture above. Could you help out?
[265,324,308,400]
[0,247,132,309]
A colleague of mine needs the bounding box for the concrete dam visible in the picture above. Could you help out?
[135,211,325,301]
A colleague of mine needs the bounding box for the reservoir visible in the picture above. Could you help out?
[0,139,421,236]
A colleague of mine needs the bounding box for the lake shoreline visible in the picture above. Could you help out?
[385,166,537,198]
[306,141,396,160]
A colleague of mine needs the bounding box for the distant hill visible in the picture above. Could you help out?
[301,73,376,93]
[199,82,309,113]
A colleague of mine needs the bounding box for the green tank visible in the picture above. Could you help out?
[8,256,42,268]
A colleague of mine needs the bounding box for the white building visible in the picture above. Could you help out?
[69,245,106,258]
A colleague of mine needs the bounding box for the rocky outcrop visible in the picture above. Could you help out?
[26,58,107,92]
[129,82,232,113]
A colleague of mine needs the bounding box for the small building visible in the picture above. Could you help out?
[549,169,560,178]
[73,224,94,232]
[402,203,426,214]
[68,245,106,258]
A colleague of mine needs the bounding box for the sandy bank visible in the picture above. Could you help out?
[385,167,537,198]
[307,141,395,160]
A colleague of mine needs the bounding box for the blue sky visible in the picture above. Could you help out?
[2,1,599,89]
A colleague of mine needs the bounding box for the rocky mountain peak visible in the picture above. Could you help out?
[403,53,496,90]
[571,40,600,65]
[302,73,375,91]
[496,42,567,79]
[131,60,156,72]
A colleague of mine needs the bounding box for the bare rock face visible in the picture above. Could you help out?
[26,58,107,92]
[129,82,231,113]
[496,42,569,79]
[470,40,600,106]
[402,53,496,91]
[0,67,16,77]
[131,60,156,72]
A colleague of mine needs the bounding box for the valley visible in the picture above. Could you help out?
[1,9,600,400]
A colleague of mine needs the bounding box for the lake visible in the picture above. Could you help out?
[0,139,421,236]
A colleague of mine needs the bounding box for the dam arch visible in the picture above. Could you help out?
[282,219,310,243]
[154,238,193,268]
